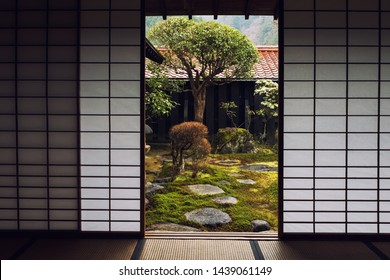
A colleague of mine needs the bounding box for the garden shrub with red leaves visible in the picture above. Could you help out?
[169,122,210,178]
[188,138,211,178]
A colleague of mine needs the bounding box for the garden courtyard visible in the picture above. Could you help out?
[145,143,278,233]
[144,17,279,234]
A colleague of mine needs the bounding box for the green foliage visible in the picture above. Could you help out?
[248,79,279,142]
[253,79,279,119]
[220,101,238,127]
[146,16,278,46]
[149,17,259,122]
[146,62,184,120]
[149,18,259,81]
[146,16,163,45]
[214,127,257,154]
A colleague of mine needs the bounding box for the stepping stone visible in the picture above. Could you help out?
[213,196,238,205]
[228,173,243,178]
[217,180,230,185]
[153,178,171,184]
[147,223,201,232]
[251,220,271,232]
[241,164,278,172]
[187,184,225,195]
[185,208,231,227]
[145,182,165,194]
[237,179,256,185]
[214,159,241,166]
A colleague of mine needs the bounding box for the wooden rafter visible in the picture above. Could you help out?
[183,0,194,19]
[145,0,278,18]
[274,0,279,20]
[245,0,251,20]
[160,0,167,19]
[213,0,219,20]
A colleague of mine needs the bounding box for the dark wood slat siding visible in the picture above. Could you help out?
[147,81,277,141]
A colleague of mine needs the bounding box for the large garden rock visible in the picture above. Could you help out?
[241,164,278,172]
[213,196,238,205]
[153,178,172,184]
[187,184,225,195]
[147,223,201,232]
[214,159,241,166]
[237,179,256,185]
[145,182,164,194]
[145,125,153,134]
[185,208,231,227]
[251,220,271,232]
[217,180,231,185]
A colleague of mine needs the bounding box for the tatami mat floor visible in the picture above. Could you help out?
[139,239,257,260]
[1,237,389,260]
[258,240,380,260]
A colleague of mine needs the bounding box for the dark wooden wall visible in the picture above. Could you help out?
[147,81,277,143]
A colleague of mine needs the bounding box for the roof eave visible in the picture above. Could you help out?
[145,38,165,64]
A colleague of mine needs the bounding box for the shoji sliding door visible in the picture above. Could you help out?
[281,0,390,235]
[79,0,144,233]
[0,0,79,231]
[0,0,144,236]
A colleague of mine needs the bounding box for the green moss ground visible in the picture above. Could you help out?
[145,148,278,232]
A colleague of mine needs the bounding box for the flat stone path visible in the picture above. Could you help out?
[185,207,231,227]
[228,173,243,178]
[241,164,278,172]
[146,182,165,194]
[187,184,225,195]
[214,159,241,166]
[237,179,256,185]
[217,180,230,185]
[213,196,238,205]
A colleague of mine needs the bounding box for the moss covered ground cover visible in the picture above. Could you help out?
[145,146,278,232]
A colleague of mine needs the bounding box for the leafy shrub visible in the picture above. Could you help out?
[253,79,278,143]
[214,127,257,154]
[145,62,184,120]
[220,101,238,127]
[169,122,209,177]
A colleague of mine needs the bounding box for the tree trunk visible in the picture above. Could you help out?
[193,88,206,123]
[171,146,186,179]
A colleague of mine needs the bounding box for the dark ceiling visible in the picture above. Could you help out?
[145,0,279,19]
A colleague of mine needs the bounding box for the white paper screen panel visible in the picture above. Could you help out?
[282,0,388,235]
[79,0,143,233]
[0,0,79,231]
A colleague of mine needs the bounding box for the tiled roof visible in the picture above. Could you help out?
[253,46,278,80]
[145,46,278,80]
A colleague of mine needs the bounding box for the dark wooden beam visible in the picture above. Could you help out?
[145,38,165,64]
[245,0,251,20]
[145,0,279,17]
[160,0,167,20]
[183,0,194,19]
[213,0,219,20]
[274,0,279,20]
